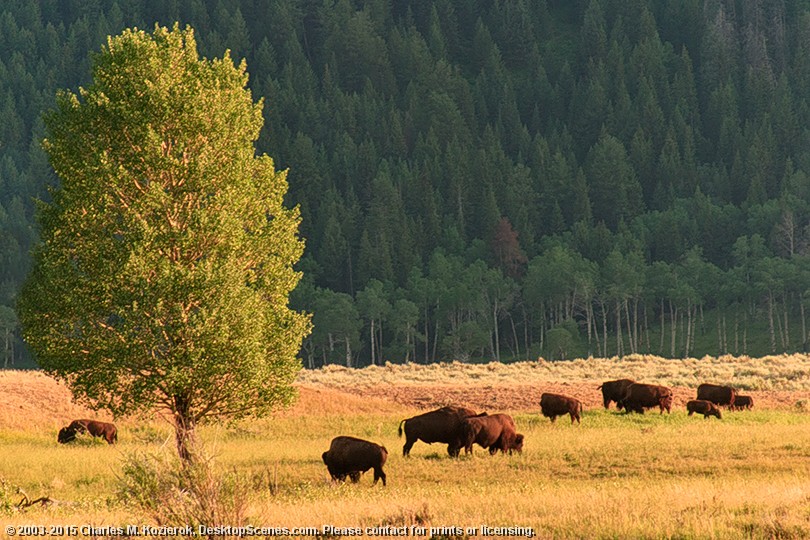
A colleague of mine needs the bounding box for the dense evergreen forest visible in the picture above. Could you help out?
[3,0,810,367]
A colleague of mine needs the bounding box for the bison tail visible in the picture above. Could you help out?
[397,419,405,438]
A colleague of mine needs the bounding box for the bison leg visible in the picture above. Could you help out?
[549,415,557,423]
[372,467,386,486]
[402,438,416,457]
[349,472,361,483]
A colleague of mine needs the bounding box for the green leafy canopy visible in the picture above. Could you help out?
[18,24,311,422]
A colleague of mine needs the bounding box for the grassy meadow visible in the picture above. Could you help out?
[2,356,810,539]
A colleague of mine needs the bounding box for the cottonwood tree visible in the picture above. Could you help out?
[18,25,311,463]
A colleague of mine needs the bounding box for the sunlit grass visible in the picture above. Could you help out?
[1,361,810,538]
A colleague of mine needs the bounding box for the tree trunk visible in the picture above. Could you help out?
[493,299,500,362]
[669,301,677,358]
[424,307,429,363]
[600,300,608,357]
[172,394,196,464]
[624,300,634,354]
[369,318,376,366]
[509,313,520,360]
[659,298,665,354]
[615,300,623,357]
[685,301,693,358]
[345,336,352,367]
[768,291,776,353]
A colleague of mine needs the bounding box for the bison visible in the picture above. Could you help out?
[322,436,388,486]
[622,383,673,414]
[598,379,635,410]
[460,414,524,455]
[733,395,754,410]
[57,419,117,444]
[398,405,484,457]
[540,392,583,424]
[686,399,722,419]
[696,383,736,408]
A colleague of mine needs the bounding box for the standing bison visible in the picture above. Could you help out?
[733,395,754,410]
[322,436,388,486]
[540,393,583,424]
[57,419,117,444]
[697,383,737,408]
[398,405,484,457]
[598,379,635,410]
[460,414,524,455]
[686,399,722,419]
[622,383,673,414]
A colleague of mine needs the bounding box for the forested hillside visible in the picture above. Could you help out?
[3,0,810,367]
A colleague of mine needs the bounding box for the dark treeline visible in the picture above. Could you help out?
[3,0,810,367]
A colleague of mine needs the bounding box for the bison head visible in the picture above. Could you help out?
[512,433,525,453]
[57,426,77,444]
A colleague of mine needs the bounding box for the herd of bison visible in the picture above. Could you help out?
[56,380,754,487]
[320,380,752,487]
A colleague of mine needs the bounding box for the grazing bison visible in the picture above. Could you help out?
[696,383,736,408]
[57,419,117,444]
[322,436,388,486]
[460,414,524,455]
[57,426,77,444]
[622,383,673,414]
[598,379,636,410]
[686,399,722,419]
[733,395,754,410]
[540,392,583,424]
[398,405,484,457]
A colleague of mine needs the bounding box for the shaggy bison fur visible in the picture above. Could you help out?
[460,413,524,455]
[398,405,484,457]
[598,379,636,410]
[686,399,722,419]
[58,419,117,444]
[540,392,584,424]
[322,436,388,486]
[697,383,737,408]
[622,383,673,414]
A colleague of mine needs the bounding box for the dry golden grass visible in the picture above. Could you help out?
[2,357,810,539]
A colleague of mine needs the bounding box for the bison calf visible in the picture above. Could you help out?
[540,392,583,424]
[58,419,117,444]
[460,413,524,455]
[733,395,754,410]
[322,436,388,486]
[686,400,722,419]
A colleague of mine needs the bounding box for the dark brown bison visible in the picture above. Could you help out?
[57,419,117,444]
[696,383,736,408]
[322,436,388,486]
[540,392,583,424]
[733,395,754,410]
[686,399,722,419]
[598,379,636,409]
[622,383,673,414]
[398,405,484,457]
[460,414,524,455]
